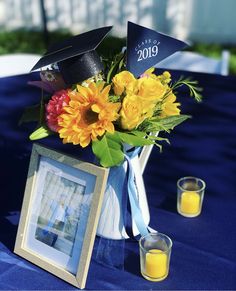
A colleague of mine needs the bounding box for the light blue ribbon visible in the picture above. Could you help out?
[95,147,154,269]
[125,147,149,237]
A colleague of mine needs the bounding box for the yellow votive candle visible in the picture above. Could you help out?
[180,191,200,214]
[145,249,167,279]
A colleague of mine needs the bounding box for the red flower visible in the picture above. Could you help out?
[46,90,70,132]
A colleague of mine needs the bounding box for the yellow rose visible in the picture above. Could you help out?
[161,93,181,117]
[112,71,136,95]
[137,77,166,102]
[140,67,157,79]
[157,71,171,85]
[120,94,146,130]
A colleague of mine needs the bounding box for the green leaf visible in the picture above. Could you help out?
[18,104,40,125]
[144,115,191,132]
[130,130,147,137]
[157,115,191,130]
[108,95,121,103]
[118,56,125,70]
[117,131,154,146]
[92,132,124,167]
[29,126,52,140]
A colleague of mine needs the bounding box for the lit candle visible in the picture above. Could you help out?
[180,191,200,214]
[145,249,167,278]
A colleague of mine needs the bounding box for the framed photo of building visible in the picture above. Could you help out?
[14,143,109,289]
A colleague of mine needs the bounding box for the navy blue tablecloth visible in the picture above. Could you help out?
[0,70,236,290]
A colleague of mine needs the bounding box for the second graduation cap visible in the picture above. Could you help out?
[31,26,112,84]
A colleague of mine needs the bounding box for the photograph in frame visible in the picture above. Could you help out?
[14,144,109,289]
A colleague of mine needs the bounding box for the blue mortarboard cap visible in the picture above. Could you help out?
[126,21,188,77]
[31,26,112,84]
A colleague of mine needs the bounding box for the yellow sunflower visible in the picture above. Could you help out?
[58,82,121,147]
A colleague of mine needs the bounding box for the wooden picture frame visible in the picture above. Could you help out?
[14,144,109,289]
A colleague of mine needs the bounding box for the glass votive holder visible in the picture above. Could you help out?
[177,176,206,217]
[139,233,172,282]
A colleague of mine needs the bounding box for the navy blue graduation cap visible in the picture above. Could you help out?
[126,21,188,77]
[31,26,112,84]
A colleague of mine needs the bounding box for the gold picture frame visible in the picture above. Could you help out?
[14,144,109,289]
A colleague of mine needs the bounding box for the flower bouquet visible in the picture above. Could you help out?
[28,66,201,167]
[22,23,202,240]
